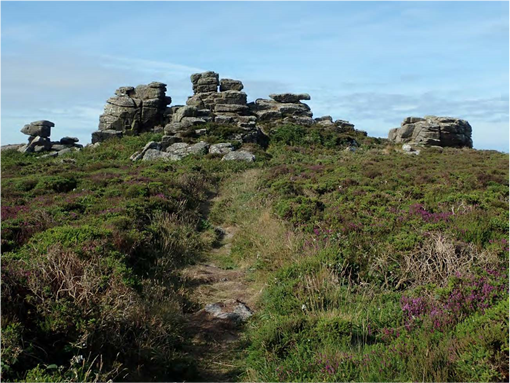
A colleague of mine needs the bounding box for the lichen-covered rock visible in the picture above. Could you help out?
[388,116,473,148]
[187,141,210,155]
[142,148,179,161]
[222,150,255,162]
[209,143,234,155]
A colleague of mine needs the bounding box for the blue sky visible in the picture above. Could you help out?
[2,1,509,151]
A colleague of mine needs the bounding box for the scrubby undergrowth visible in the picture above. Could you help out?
[1,125,508,382]
[1,133,256,381]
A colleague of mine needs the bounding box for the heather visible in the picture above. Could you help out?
[240,128,509,382]
[1,126,508,382]
[1,133,256,381]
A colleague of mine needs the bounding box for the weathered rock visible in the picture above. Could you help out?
[166,142,190,155]
[18,136,51,153]
[96,82,170,141]
[173,106,198,122]
[388,116,473,148]
[209,143,234,155]
[214,104,249,114]
[216,91,248,105]
[269,93,310,103]
[60,137,79,145]
[283,116,314,126]
[161,135,182,149]
[1,144,23,152]
[204,300,253,322]
[91,129,123,144]
[277,103,312,117]
[130,151,144,161]
[142,148,179,161]
[164,122,186,135]
[50,144,73,151]
[180,117,207,128]
[315,116,334,124]
[21,122,52,137]
[214,115,235,124]
[334,120,355,131]
[187,141,210,155]
[191,71,219,94]
[220,79,244,92]
[403,117,425,124]
[222,150,255,162]
[31,120,55,127]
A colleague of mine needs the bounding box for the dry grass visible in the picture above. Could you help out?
[395,233,480,289]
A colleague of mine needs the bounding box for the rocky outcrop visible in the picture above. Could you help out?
[17,120,82,155]
[130,138,255,163]
[92,82,171,143]
[93,70,359,150]
[388,116,473,148]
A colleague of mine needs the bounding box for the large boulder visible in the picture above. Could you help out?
[20,120,54,137]
[388,116,473,148]
[222,150,255,162]
[96,82,171,142]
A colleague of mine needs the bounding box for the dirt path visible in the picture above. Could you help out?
[181,224,258,381]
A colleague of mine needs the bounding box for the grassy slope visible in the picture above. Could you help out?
[1,125,508,382]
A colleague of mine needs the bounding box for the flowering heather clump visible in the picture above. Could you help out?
[408,203,453,223]
[401,268,508,331]
[1,205,29,221]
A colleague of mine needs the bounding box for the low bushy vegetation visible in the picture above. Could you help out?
[240,129,509,382]
[1,134,256,381]
[2,124,508,382]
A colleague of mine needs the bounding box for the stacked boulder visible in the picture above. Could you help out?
[249,93,314,126]
[313,115,360,133]
[164,71,261,145]
[388,116,473,148]
[130,139,255,162]
[92,82,171,143]
[17,120,82,156]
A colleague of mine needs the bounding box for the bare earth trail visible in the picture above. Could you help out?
[180,171,264,381]
[181,225,257,381]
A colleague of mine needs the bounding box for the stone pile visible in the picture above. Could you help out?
[92,82,171,143]
[130,139,255,162]
[17,120,82,156]
[388,116,473,148]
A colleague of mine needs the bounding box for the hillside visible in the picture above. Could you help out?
[1,125,508,382]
